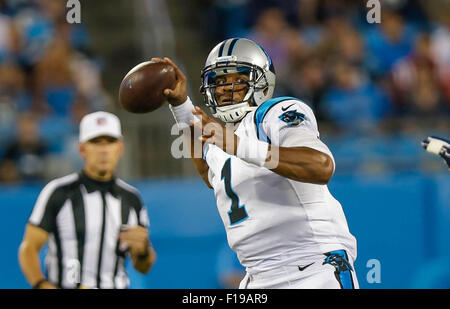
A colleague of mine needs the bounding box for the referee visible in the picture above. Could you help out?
[18,111,156,289]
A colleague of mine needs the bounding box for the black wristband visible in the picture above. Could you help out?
[33,278,48,289]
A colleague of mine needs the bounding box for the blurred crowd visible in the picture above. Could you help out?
[206,0,449,135]
[0,0,449,184]
[0,0,109,184]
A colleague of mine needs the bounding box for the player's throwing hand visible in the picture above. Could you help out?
[151,57,188,106]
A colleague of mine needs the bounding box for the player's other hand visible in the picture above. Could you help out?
[151,57,187,106]
[422,136,450,170]
[191,106,239,155]
[119,225,150,256]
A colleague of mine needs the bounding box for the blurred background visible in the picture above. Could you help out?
[0,0,449,288]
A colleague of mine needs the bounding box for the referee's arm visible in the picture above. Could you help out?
[120,225,156,274]
[18,224,57,289]
[131,245,157,274]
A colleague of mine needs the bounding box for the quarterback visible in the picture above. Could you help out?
[156,38,358,289]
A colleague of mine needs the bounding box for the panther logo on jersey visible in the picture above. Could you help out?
[279,110,305,126]
[323,251,353,273]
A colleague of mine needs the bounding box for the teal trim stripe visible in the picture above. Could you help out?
[340,250,355,289]
[253,96,298,143]
[339,269,355,289]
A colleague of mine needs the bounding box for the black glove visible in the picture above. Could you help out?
[422,136,450,170]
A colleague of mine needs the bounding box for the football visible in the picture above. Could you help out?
[119,61,176,113]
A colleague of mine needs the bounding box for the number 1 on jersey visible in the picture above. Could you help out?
[221,158,248,225]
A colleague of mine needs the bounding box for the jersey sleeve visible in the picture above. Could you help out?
[116,179,150,228]
[255,98,335,168]
[131,191,150,228]
[138,204,150,228]
[28,182,65,233]
[130,191,150,228]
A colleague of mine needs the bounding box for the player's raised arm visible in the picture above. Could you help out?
[192,99,334,184]
[157,57,212,188]
[265,145,334,184]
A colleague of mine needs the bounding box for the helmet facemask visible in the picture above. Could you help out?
[200,60,271,123]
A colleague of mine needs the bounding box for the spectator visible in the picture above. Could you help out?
[0,2,20,63]
[206,0,250,40]
[247,7,290,73]
[13,1,54,69]
[38,0,90,53]
[245,0,299,29]
[321,60,392,133]
[0,112,48,183]
[430,12,450,103]
[32,35,107,117]
[69,52,110,112]
[314,15,365,69]
[0,0,107,182]
[0,63,29,153]
[0,62,30,111]
[272,27,309,97]
[296,0,321,46]
[337,27,365,66]
[277,55,326,118]
[248,8,309,98]
[364,9,418,78]
[391,33,448,121]
[280,27,308,64]
[13,0,90,69]
[32,37,77,117]
[30,35,108,158]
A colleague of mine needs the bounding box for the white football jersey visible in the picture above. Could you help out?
[203,97,357,274]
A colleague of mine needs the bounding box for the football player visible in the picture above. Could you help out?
[157,38,358,289]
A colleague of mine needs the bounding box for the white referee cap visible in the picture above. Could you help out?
[79,111,123,143]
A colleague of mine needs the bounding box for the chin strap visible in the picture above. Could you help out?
[214,102,256,123]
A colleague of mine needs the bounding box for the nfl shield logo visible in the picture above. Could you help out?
[97,117,107,126]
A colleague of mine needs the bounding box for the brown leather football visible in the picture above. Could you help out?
[119,61,176,113]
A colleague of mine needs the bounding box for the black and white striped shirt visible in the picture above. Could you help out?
[28,171,150,289]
